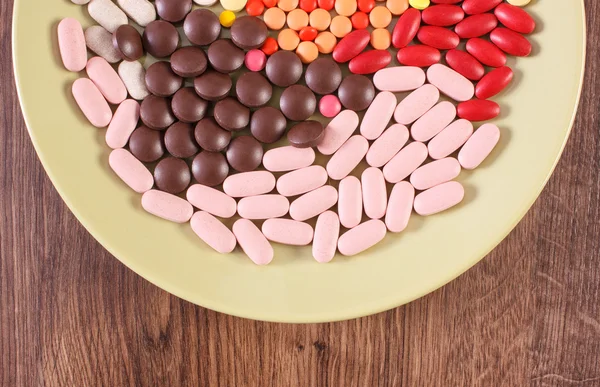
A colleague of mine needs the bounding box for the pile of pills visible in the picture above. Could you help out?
[58,0,535,265]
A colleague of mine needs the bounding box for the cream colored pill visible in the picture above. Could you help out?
[317,110,360,155]
[141,190,193,223]
[88,0,129,33]
[411,101,456,142]
[410,157,461,190]
[373,66,426,92]
[290,185,338,221]
[116,0,156,27]
[383,141,428,183]
[262,219,314,246]
[507,0,530,6]
[366,124,409,168]
[428,119,473,160]
[58,18,87,72]
[221,0,247,12]
[72,0,91,4]
[458,123,500,170]
[276,166,328,197]
[385,181,414,233]
[394,84,440,125]
[86,56,128,104]
[362,167,387,219]
[233,219,274,265]
[360,91,397,140]
[85,26,121,63]
[427,64,475,102]
[190,211,236,253]
[118,61,150,100]
[326,135,369,180]
[337,219,386,256]
[237,195,290,220]
[263,146,315,172]
[106,99,140,149]
[223,171,276,197]
[108,148,153,193]
[186,184,237,218]
[195,0,218,4]
[414,181,464,216]
[338,176,362,229]
[72,78,113,128]
[312,211,340,263]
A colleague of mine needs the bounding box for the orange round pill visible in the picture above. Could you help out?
[309,8,331,31]
[277,0,299,12]
[335,0,357,16]
[299,26,318,41]
[246,0,265,16]
[386,0,408,15]
[299,0,318,12]
[264,7,286,30]
[358,0,375,12]
[351,11,369,29]
[263,0,277,7]
[369,6,392,28]
[314,31,337,53]
[261,36,279,55]
[277,28,301,50]
[330,15,352,38]
[287,9,309,30]
[317,0,334,10]
[296,41,319,63]
[370,28,391,49]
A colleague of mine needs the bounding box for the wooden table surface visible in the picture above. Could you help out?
[2,1,600,385]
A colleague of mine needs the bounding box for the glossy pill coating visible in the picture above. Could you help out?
[106,99,140,149]
[277,166,328,196]
[445,49,485,81]
[397,45,441,67]
[141,190,193,223]
[366,124,410,167]
[391,7,421,48]
[348,50,392,75]
[373,66,426,92]
[190,212,236,254]
[466,38,507,67]
[300,0,318,12]
[233,219,274,265]
[246,0,265,16]
[113,25,144,62]
[338,176,363,229]
[317,110,360,155]
[417,26,459,50]
[299,26,319,41]
[457,99,500,122]
[507,0,531,5]
[462,0,502,15]
[263,146,316,172]
[118,61,149,100]
[330,15,353,38]
[494,3,536,34]
[186,184,237,218]
[237,195,290,220]
[362,167,387,219]
[409,0,430,10]
[332,29,370,63]
[475,66,513,99]
[260,37,279,55]
[427,64,474,102]
[262,219,314,246]
[317,0,334,10]
[490,27,532,57]
[319,95,342,118]
[312,211,340,263]
[85,26,121,64]
[455,13,498,38]
[394,84,439,125]
[58,18,87,72]
[72,78,112,128]
[289,185,338,221]
[116,0,156,27]
[360,91,397,140]
[326,135,369,180]
[428,119,473,159]
[370,28,391,50]
[383,141,428,183]
[88,0,128,33]
[86,57,127,105]
[192,152,229,187]
[410,157,461,190]
[421,4,464,26]
[338,219,386,256]
[411,101,456,142]
[219,10,236,27]
[223,171,276,197]
[129,126,164,162]
[385,181,414,233]
[352,12,369,30]
[458,123,500,169]
[108,148,153,193]
[414,181,464,216]
[221,0,248,12]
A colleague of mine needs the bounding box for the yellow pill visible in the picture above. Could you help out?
[314,31,337,54]
[370,28,391,50]
[278,28,301,50]
[330,15,352,38]
[278,0,299,12]
[219,10,236,27]
[386,0,409,15]
[309,8,331,31]
[369,6,392,28]
[287,9,309,31]
[507,0,531,5]
[296,41,319,63]
[408,0,429,10]
[335,0,357,17]
[264,7,287,30]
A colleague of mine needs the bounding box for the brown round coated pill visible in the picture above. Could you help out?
[296,41,319,63]
[335,0,357,17]
[129,125,165,162]
[214,97,250,131]
[113,25,143,61]
[287,9,309,31]
[170,47,207,78]
[231,16,268,49]
[369,6,392,28]
[145,61,183,97]
[277,29,301,51]
[265,50,303,87]
[287,120,324,148]
[154,157,191,194]
[280,84,316,121]
[235,72,273,108]
[171,87,208,123]
[155,0,192,23]
[370,28,391,50]
[194,117,232,152]
[250,106,287,143]
[314,31,337,53]
[264,7,287,30]
[278,0,299,12]
[140,95,176,130]
[208,39,245,73]
[194,71,232,101]
[143,20,179,58]
[184,9,221,46]
[226,135,264,172]
[192,152,229,186]
[164,122,199,158]
[330,15,352,38]
[337,74,375,111]
[309,8,331,31]
[305,57,342,94]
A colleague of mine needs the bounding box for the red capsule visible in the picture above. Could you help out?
[455,13,497,38]
[332,29,371,63]
[422,5,464,27]
[494,3,536,34]
[445,49,484,81]
[397,45,441,67]
[475,66,513,99]
[431,0,461,3]
[417,26,459,50]
[457,100,500,121]
[349,50,392,74]
[299,0,318,12]
[466,38,506,67]
[299,26,318,41]
[490,27,532,57]
[358,0,375,13]
[317,0,334,10]
[391,8,421,48]
[462,0,502,15]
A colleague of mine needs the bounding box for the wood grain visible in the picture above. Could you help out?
[2,1,600,385]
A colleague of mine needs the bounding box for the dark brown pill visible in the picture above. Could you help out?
[213,98,250,131]
[129,125,165,162]
[287,120,324,148]
[164,122,199,158]
[140,95,176,130]
[207,39,244,74]
[171,47,207,78]
[250,107,287,144]
[194,71,232,101]
[230,16,268,49]
[154,157,191,194]
[226,135,263,172]
[184,9,221,46]
[113,25,143,61]
[305,58,342,95]
[265,50,303,87]
[145,61,183,97]
[192,152,229,187]
[155,0,192,23]
[171,88,208,123]
[194,117,232,152]
[337,74,375,111]
[142,20,179,58]
[235,72,272,108]
[280,85,316,121]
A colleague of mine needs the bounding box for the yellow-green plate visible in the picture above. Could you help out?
[13,1,585,322]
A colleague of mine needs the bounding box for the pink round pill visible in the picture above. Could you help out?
[244,49,267,72]
[319,95,342,118]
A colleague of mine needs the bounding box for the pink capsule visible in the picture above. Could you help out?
[338,219,387,256]
[86,56,128,104]
[262,218,314,246]
[383,141,428,183]
[106,99,140,149]
[360,91,397,140]
[394,84,440,125]
[458,123,500,169]
[338,176,362,229]
[263,146,315,172]
[428,119,474,160]
[385,182,415,233]
[72,78,113,128]
[58,18,87,72]
[414,181,464,216]
[290,185,338,221]
[411,101,456,142]
[237,195,290,220]
[190,211,237,254]
[186,184,237,218]
[223,171,276,197]
[317,110,360,155]
[427,63,475,102]
[410,157,461,190]
[366,124,410,168]
[108,148,153,193]
[326,135,369,180]
[312,211,340,263]
[276,165,328,196]
[233,219,274,265]
[141,190,193,223]
[373,66,426,92]
[361,167,387,219]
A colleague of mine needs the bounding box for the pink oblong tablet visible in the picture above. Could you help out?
[414,181,465,216]
[428,119,474,160]
[108,148,153,193]
[366,124,409,168]
[410,157,461,190]
[223,171,276,197]
[458,123,500,169]
[86,56,128,104]
[362,167,387,219]
[385,181,415,233]
[427,64,475,102]
[190,211,236,254]
[394,84,440,125]
[276,165,328,197]
[338,219,387,256]
[233,219,273,265]
[262,218,314,246]
[186,184,237,218]
[317,110,360,155]
[411,101,457,142]
[237,195,290,220]
[383,141,428,183]
[290,185,338,221]
[373,66,426,92]
[72,78,113,128]
[312,211,340,263]
[141,190,193,223]
[263,146,315,172]
[58,18,87,72]
[326,135,369,180]
[106,99,140,149]
[360,91,397,140]
[338,176,362,228]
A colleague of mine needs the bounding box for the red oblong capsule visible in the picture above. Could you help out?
[445,49,484,81]
[475,66,513,99]
[455,13,498,39]
[462,0,502,15]
[422,5,464,27]
[332,29,371,63]
[417,26,459,50]
[392,8,421,49]
[490,27,532,57]
[457,100,500,121]
[349,50,392,74]
[397,45,441,67]
[466,38,506,67]
[494,3,536,34]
